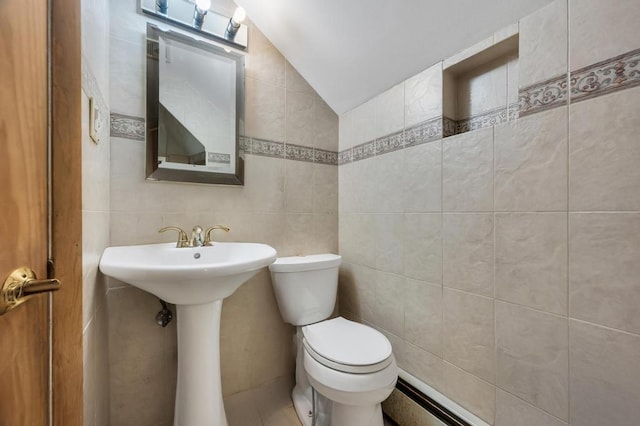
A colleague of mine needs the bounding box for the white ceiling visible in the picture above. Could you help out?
[235,0,554,114]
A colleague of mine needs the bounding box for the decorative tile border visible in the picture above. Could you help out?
[338,149,352,165]
[456,104,512,133]
[571,47,640,103]
[404,117,442,148]
[108,118,340,166]
[315,148,339,166]
[518,75,568,117]
[442,116,457,138]
[375,130,404,155]
[251,138,285,158]
[285,143,315,162]
[352,140,376,162]
[110,113,145,141]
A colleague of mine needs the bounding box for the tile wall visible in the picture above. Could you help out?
[338,1,640,425]
[107,0,338,425]
[81,0,111,424]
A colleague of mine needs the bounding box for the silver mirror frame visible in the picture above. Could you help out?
[146,23,245,185]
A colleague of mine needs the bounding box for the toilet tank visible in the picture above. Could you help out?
[268,254,342,326]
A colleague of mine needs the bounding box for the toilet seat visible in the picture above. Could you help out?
[302,317,393,374]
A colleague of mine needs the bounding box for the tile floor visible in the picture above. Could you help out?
[223,375,397,426]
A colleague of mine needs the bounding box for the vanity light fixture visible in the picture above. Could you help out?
[156,0,168,14]
[193,0,211,29]
[224,7,246,40]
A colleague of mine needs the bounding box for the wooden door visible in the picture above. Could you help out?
[0,0,52,424]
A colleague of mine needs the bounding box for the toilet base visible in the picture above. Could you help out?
[330,402,384,426]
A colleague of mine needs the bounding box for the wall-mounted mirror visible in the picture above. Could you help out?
[146,23,245,185]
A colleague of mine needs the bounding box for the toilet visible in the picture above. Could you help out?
[269,254,397,426]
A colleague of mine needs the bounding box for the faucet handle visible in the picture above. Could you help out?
[159,226,189,248]
[203,225,230,246]
[191,225,204,247]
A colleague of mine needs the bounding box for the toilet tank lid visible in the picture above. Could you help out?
[268,254,342,273]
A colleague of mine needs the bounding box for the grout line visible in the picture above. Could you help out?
[566,0,573,423]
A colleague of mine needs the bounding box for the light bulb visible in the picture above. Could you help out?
[195,0,211,11]
[232,7,246,24]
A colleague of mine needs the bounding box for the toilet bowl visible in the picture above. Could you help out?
[269,255,398,426]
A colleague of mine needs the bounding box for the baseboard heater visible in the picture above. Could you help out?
[395,377,472,426]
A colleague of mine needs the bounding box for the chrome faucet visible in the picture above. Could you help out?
[190,225,204,247]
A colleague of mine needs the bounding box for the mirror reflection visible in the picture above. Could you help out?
[146,23,245,185]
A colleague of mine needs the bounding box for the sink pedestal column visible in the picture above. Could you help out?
[174,300,227,426]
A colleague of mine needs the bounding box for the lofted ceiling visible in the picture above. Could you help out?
[235,0,554,114]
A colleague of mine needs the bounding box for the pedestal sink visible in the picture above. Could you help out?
[99,242,277,426]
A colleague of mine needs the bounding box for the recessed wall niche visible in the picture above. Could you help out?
[443,34,519,137]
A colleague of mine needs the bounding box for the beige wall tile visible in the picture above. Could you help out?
[495,213,568,315]
[340,263,379,326]
[109,354,170,426]
[83,210,110,327]
[402,141,442,213]
[443,289,495,384]
[373,150,404,213]
[313,213,338,254]
[351,97,377,145]
[569,213,640,334]
[285,60,314,94]
[443,213,494,297]
[250,213,285,255]
[375,82,405,138]
[374,271,405,337]
[443,127,493,212]
[496,390,567,426]
[405,63,443,127]
[442,362,496,424]
[285,90,314,147]
[246,24,285,87]
[244,155,285,213]
[507,54,519,107]
[107,287,174,364]
[110,211,165,246]
[457,59,508,119]
[313,97,339,151]
[245,78,286,142]
[404,343,444,392]
[338,111,354,150]
[495,108,568,212]
[404,213,442,284]
[569,0,640,70]
[313,164,338,214]
[569,86,640,211]
[570,320,640,426]
[405,279,443,357]
[519,0,568,87]
[496,301,569,421]
[284,213,314,256]
[284,160,313,213]
[375,214,404,275]
[109,36,144,117]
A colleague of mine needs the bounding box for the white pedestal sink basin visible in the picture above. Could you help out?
[99,242,277,426]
